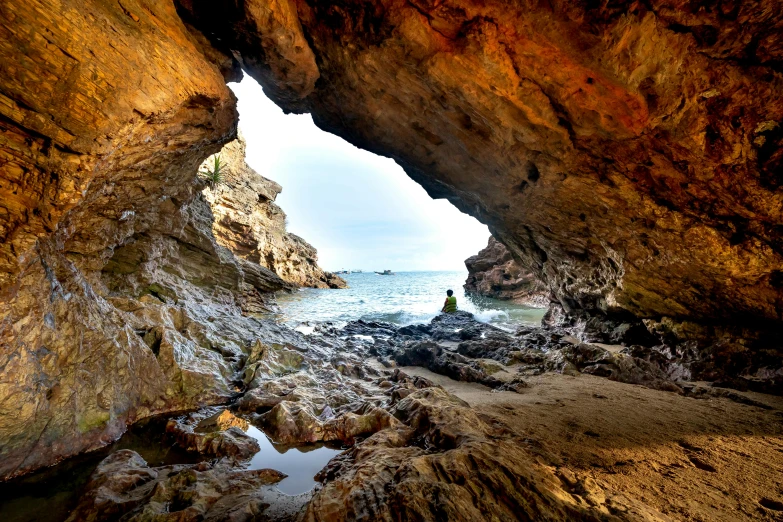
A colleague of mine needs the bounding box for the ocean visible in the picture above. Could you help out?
[274,270,546,331]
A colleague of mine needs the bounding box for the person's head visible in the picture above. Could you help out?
[446,289,454,297]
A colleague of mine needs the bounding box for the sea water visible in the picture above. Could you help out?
[275,270,546,330]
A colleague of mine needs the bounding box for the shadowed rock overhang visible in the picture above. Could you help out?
[178,0,783,331]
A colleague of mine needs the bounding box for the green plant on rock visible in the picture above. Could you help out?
[199,154,225,188]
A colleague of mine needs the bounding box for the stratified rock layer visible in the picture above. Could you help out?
[202,136,345,289]
[464,236,549,305]
[0,0,248,479]
[0,0,332,480]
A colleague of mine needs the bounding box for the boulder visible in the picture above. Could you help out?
[65,450,287,522]
[165,410,260,461]
[464,236,549,305]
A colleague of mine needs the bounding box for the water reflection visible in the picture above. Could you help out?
[244,426,342,495]
[0,415,203,522]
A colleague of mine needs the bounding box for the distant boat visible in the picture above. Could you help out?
[352,270,363,273]
[375,269,394,275]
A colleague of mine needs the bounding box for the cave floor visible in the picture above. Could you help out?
[400,367,783,522]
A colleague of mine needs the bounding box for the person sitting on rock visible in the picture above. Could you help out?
[442,289,458,313]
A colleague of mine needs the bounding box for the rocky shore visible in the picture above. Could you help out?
[32,311,781,522]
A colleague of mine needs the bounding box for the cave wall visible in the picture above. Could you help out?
[0,0,250,478]
[2,0,783,479]
[179,0,783,331]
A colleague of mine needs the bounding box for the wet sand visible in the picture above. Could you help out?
[400,367,783,521]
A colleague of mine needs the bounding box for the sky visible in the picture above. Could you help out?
[229,77,490,272]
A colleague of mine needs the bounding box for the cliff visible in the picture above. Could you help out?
[201,136,345,289]
[464,237,548,306]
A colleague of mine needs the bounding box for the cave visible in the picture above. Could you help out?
[1,0,782,521]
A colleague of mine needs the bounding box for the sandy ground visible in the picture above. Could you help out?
[400,366,783,522]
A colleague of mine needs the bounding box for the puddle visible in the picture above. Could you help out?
[0,411,343,520]
[0,415,204,522]
[244,426,342,495]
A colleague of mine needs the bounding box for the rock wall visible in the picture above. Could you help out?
[201,136,345,289]
[0,0,245,479]
[177,0,783,341]
[464,237,549,306]
[0,0,333,480]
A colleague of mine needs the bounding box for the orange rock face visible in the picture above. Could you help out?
[182,0,783,330]
[0,0,242,478]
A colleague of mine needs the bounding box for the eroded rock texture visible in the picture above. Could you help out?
[67,340,677,522]
[305,386,671,522]
[65,449,291,522]
[202,136,345,289]
[465,236,549,305]
[3,0,783,489]
[180,0,783,339]
[0,0,332,480]
[0,0,245,479]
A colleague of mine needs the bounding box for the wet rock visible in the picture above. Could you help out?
[258,401,400,446]
[330,356,369,378]
[323,408,402,445]
[394,340,504,389]
[428,311,496,342]
[456,334,520,363]
[259,402,324,444]
[236,378,319,413]
[353,312,691,394]
[464,236,549,306]
[341,320,399,338]
[242,340,307,387]
[65,450,287,522]
[232,337,396,447]
[166,410,260,461]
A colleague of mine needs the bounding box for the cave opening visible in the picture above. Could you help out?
[225,75,549,328]
[1,2,783,520]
